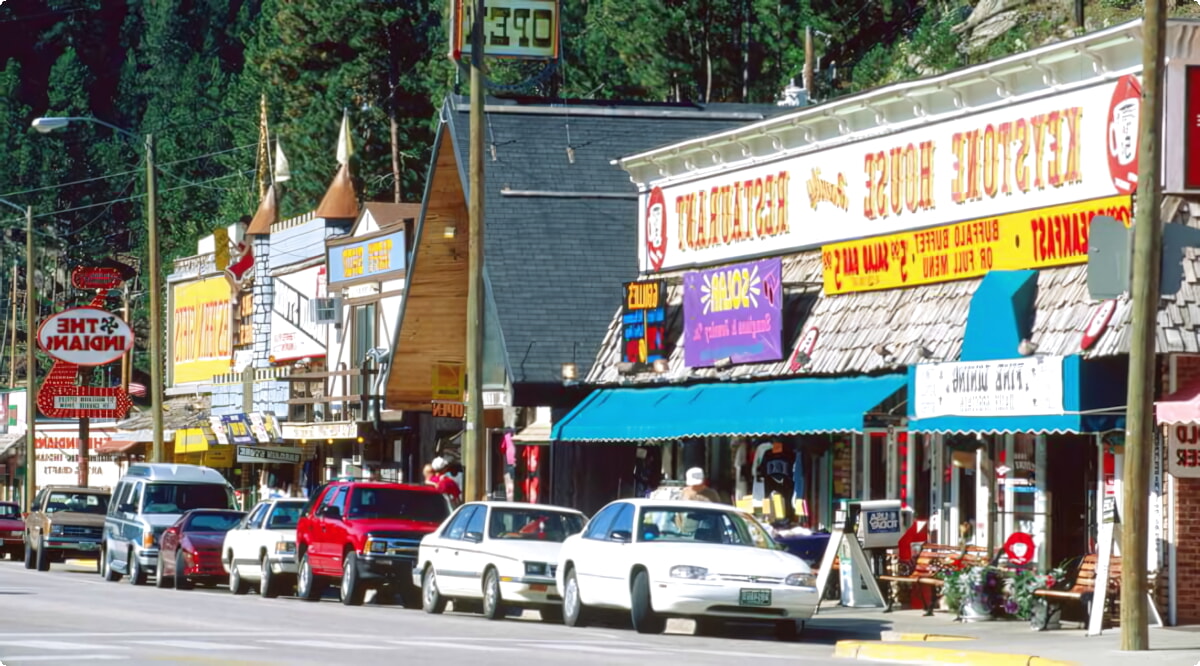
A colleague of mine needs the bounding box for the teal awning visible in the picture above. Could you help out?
[551,374,906,443]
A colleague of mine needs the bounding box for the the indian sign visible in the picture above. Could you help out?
[639,76,1141,273]
[683,258,783,368]
[913,356,1064,419]
[821,195,1131,294]
[326,229,406,286]
[171,276,232,384]
[37,307,134,366]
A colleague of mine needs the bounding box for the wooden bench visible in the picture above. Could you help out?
[879,543,989,615]
[1032,553,1119,629]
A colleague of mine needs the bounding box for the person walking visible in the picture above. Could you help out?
[681,467,721,503]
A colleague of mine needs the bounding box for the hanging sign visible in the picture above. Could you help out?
[451,0,561,61]
[1167,423,1200,477]
[236,445,302,464]
[913,356,1065,419]
[622,280,667,365]
[220,413,256,446]
[431,362,465,402]
[683,257,783,368]
[1080,299,1117,351]
[788,326,819,372]
[37,307,135,366]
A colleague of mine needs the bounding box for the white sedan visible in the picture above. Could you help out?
[415,501,586,621]
[221,498,307,598]
[556,498,819,640]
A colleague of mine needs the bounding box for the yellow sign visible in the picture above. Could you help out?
[431,362,465,402]
[213,228,230,272]
[172,277,232,384]
[821,195,1132,295]
[174,428,211,454]
[204,448,233,468]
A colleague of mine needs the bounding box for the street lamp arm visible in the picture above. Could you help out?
[31,116,140,141]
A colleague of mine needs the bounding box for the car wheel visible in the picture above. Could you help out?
[23,536,34,570]
[296,553,323,602]
[230,560,249,595]
[774,619,803,642]
[562,567,589,628]
[482,568,505,620]
[630,570,665,634]
[340,552,365,606]
[422,567,447,615]
[101,547,121,582]
[174,551,191,590]
[128,550,147,586]
[35,537,49,572]
[260,556,281,599]
[539,606,563,624]
[155,554,172,589]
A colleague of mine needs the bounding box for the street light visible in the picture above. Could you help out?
[31,116,164,464]
[0,198,35,511]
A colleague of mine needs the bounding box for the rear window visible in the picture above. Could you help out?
[488,508,584,543]
[46,492,109,515]
[142,483,235,514]
[184,511,245,532]
[346,487,449,523]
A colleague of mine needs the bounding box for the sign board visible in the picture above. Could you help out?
[236,445,302,464]
[171,276,232,384]
[71,267,123,290]
[326,229,407,286]
[271,264,326,362]
[220,413,256,446]
[37,307,134,366]
[209,416,230,445]
[913,356,1065,419]
[432,362,465,402]
[281,421,357,441]
[482,390,509,409]
[1168,423,1200,477]
[37,384,132,421]
[1184,65,1200,190]
[248,412,272,444]
[820,196,1131,294]
[683,257,783,368]
[451,0,560,61]
[1003,532,1036,566]
[622,280,667,365]
[35,433,123,490]
[432,401,465,419]
[639,76,1141,273]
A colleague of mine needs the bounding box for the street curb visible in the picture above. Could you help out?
[878,631,973,642]
[833,640,1078,666]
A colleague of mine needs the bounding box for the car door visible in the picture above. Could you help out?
[229,502,268,576]
[595,503,637,608]
[571,502,624,607]
[435,505,479,596]
[320,486,350,576]
[305,486,339,574]
[159,519,182,576]
[456,505,490,599]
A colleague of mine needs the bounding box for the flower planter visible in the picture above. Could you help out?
[959,597,994,622]
[1029,599,1062,631]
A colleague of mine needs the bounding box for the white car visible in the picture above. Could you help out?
[556,498,819,640]
[415,501,586,621]
[221,498,306,598]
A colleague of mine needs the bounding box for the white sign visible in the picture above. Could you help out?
[37,307,135,366]
[236,445,302,464]
[1151,431,1164,569]
[281,421,357,440]
[1167,423,1200,477]
[53,396,119,411]
[639,78,1138,273]
[35,435,123,490]
[914,356,1065,419]
[271,265,327,362]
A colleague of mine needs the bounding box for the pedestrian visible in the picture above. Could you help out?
[431,456,462,505]
[682,467,721,503]
[423,463,438,486]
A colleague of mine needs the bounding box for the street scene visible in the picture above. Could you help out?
[5,1,1200,664]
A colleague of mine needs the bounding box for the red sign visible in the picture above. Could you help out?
[71,266,123,290]
[1080,299,1116,351]
[1186,66,1200,190]
[644,187,667,273]
[788,327,819,372]
[37,307,134,366]
[1003,532,1036,566]
[1106,74,1142,195]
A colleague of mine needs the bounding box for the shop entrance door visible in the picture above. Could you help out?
[858,430,902,502]
[992,434,1049,570]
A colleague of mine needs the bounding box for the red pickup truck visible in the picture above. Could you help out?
[295,481,452,606]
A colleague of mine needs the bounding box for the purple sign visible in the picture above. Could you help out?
[684,258,783,368]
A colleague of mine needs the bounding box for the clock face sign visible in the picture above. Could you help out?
[1081,299,1117,351]
[1004,532,1036,566]
[1106,74,1142,195]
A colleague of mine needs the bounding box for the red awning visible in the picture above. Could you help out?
[93,440,142,454]
[1157,379,1200,424]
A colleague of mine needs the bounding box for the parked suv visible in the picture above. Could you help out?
[23,486,110,572]
[103,463,237,585]
[295,481,451,607]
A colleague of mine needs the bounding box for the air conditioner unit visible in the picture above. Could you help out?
[310,296,341,324]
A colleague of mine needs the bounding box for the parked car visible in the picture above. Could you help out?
[415,501,586,621]
[0,501,24,560]
[295,481,451,607]
[103,463,237,585]
[23,486,110,572]
[556,499,820,640]
[221,498,306,597]
[156,509,246,590]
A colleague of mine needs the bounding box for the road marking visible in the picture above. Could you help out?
[0,641,125,651]
[0,656,125,663]
[526,643,652,655]
[259,640,388,650]
[125,640,263,650]
[387,641,518,652]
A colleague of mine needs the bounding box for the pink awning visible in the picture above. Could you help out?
[93,440,142,454]
[1156,379,1200,424]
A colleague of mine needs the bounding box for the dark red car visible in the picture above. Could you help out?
[156,509,245,590]
[0,501,23,560]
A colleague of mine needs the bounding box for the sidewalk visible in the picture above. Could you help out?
[808,604,1200,666]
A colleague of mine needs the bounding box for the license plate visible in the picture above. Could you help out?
[739,588,771,607]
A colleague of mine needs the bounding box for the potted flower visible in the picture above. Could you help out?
[938,562,1003,622]
[1002,565,1068,630]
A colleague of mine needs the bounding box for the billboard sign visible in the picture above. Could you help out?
[683,258,783,368]
[37,307,134,366]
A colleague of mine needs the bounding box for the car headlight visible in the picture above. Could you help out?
[50,525,64,536]
[669,565,709,580]
[367,539,386,554]
[524,561,549,576]
[275,541,296,554]
[785,572,817,587]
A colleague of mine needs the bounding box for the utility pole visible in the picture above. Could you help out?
[803,27,814,95]
[146,134,164,464]
[7,265,16,387]
[464,0,487,503]
[24,206,35,512]
[1121,4,1166,651]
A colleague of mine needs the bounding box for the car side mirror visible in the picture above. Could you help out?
[463,531,483,544]
[610,530,632,544]
[319,505,342,520]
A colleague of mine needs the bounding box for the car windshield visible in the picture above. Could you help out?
[488,508,584,542]
[266,502,305,529]
[183,511,245,533]
[46,492,109,515]
[142,483,234,514]
[346,487,449,523]
[638,507,781,550]
[0,503,18,518]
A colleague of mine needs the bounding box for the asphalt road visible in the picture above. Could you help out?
[0,558,861,665]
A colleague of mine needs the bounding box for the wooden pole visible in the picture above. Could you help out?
[464,0,487,503]
[24,206,36,511]
[1121,4,1166,651]
[803,27,814,95]
[7,265,16,387]
[146,134,165,464]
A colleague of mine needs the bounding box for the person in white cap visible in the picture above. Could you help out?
[682,467,721,503]
[431,457,461,506]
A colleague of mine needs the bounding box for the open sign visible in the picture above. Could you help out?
[37,307,134,366]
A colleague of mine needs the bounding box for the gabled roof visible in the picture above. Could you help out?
[362,202,420,230]
[443,95,782,385]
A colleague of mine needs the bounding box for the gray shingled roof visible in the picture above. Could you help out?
[588,196,1200,385]
[444,96,782,385]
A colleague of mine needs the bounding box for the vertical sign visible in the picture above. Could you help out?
[621,280,666,365]
[1186,66,1200,190]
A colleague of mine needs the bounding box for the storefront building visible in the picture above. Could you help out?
[563,19,1200,622]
